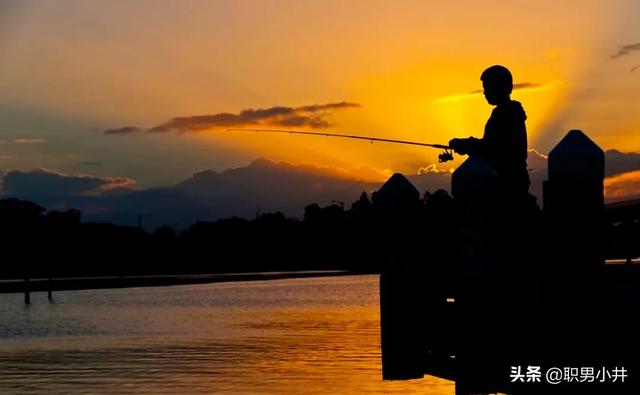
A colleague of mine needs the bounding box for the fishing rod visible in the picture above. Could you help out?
[225,128,455,163]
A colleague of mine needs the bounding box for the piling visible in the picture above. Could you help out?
[543,129,605,302]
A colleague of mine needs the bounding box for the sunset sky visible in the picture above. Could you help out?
[1,0,639,200]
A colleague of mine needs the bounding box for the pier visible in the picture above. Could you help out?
[380,130,640,394]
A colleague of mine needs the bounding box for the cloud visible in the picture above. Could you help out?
[604,170,640,201]
[632,65,639,73]
[104,102,360,135]
[0,159,390,229]
[2,168,135,202]
[13,138,45,144]
[467,82,545,95]
[407,170,452,195]
[4,148,639,230]
[520,149,640,202]
[406,148,640,204]
[605,150,640,177]
[610,42,640,59]
[102,126,142,135]
[294,162,392,183]
[417,164,451,174]
[78,161,103,167]
[149,101,359,133]
[295,102,361,112]
[344,164,393,182]
[432,81,558,103]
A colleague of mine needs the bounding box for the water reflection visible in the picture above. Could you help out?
[0,275,452,394]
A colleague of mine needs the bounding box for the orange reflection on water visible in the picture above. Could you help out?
[0,275,453,394]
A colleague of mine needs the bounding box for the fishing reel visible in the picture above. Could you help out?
[438,149,454,163]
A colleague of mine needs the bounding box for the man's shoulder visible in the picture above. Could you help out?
[493,100,527,121]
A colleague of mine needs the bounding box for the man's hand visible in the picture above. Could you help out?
[449,138,468,155]
[449,137,482,156]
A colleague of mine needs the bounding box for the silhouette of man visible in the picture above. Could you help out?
[449,66,539,306]
[449,65,530,199]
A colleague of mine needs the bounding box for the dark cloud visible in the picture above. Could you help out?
[610,42,640,59]
[468,82,544,94]
[410,149,640,204]
[513,82,543,90]
[605,150,640,177]
[102,126,142,135]
[605,170,640,201]
[407,171,452,195]
[106,102,360,135]
[78,161,102,167]
[296,102,361,112]
[4,149,640,230]
[0,153,537,232]
[276,115,329,128]
[2,168,135,202]
[149,101,359,133]
[1,160,374,229]
[498,149,640,202]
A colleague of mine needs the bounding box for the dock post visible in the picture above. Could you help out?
[376,174,425,380]
[451,156,497,286]
[451,157,500,394]
[544,129,605,302]
[379,259,424,380]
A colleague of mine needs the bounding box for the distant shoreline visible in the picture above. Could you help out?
[0,270,370,295]
[3,259,638,296]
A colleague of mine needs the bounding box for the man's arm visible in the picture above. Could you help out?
[449,137,484,156]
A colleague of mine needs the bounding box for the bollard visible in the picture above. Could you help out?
[544,130,605,302]
[377,173,425,380]
[372,173,420,210]
[451,157,503,393]
[451,156,497,283]
[379,260,424,380]
[545,129,604,266]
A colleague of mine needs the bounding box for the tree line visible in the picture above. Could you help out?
[0,187,637,279]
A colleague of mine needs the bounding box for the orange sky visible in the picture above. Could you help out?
[0,0,639,194]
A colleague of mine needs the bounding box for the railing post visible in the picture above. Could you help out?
[451,157,499,393]
[379,260,425,380]
[543,129,605,302]
[451,156,497,297]
[378,173,425,380]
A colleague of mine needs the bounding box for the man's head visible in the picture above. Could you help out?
[481,65,512,105]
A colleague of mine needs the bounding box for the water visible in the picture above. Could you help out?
[0,275,453,394]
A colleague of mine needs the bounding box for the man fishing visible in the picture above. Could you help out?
[448,66,539,308]
[226,64,531,200]
[448,65,530,199]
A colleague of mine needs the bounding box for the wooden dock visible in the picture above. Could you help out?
[379,130,640,394]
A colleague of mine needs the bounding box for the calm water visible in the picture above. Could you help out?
[0,275,453,394]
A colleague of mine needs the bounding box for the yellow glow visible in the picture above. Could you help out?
[1,0,638,182]
[432,81,562,104]
[605,170,640,200]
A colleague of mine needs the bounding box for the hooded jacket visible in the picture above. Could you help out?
[466,100,530,195]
